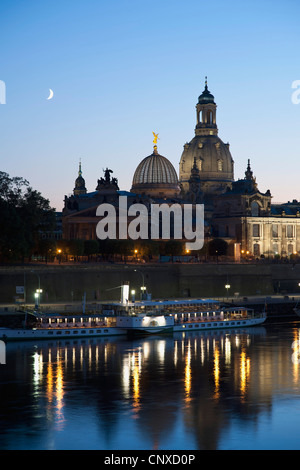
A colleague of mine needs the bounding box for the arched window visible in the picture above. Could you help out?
[207,109,213,124]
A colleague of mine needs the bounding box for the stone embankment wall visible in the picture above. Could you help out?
[0,262,300,303]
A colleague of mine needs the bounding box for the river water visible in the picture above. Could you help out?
[1,321,300,450]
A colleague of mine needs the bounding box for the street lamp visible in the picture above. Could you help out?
[31,270,41,310]
[134,269,146,299]
[34,289,43,310]
[225,284,230,300]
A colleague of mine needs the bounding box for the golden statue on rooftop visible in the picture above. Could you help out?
[152,132,159,144]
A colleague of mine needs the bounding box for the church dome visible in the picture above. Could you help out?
[180,134,233,185]
[179,81,234,208]
[131,147,180,198]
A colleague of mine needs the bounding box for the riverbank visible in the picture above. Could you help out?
[1,262,300,304]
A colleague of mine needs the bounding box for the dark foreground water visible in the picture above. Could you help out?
[1,321,300,450]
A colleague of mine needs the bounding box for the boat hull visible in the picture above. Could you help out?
[0,326,126,341]
[0,315,266,341]
[126,326,174,337]
[174,316,266,332]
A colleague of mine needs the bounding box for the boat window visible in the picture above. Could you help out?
[213,323,218,326]
[237,322,240,325]
[231,322,235,325]
[201,324,205,327]
[48,331,54,335]
[195,324,199,328]
[65,331,70,334]
[189,325,193,328]
[56,331,62,335]
[242,321,246,325]
[219,323,223,326]
[207,323,211,327]
[96,330,102,333]
[73,331,78,334]
[81,330,86,334]
[89,330,94,333]
[104,329,108,333]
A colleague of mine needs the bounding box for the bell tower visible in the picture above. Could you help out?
[73,159,87,195]
[195,77,218,136]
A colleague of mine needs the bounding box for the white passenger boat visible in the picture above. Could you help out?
[0,313,126,341]
[0,299,266,341]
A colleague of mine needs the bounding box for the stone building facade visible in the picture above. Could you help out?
[62,80,300,259]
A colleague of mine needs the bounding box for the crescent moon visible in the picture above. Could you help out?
[47,89,54,100]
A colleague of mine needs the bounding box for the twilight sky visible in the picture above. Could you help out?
[1,0,300,211]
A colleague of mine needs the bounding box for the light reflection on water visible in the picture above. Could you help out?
[1,323,300,450]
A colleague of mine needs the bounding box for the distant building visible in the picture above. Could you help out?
[62,80,300,259]
[62,145,184,241]
[212,160,300,258]
[179,78,234,217]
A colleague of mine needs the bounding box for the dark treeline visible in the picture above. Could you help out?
[0,171,56,262]
[37,239,190,263]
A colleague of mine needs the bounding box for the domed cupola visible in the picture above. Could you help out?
[73,160,87,195]
[131,133,180,198]
[179,79,234,213]
[198,80,215,105]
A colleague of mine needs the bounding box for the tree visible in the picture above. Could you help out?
[164,240,185,256]
[0,171,55,262]
[208,238,228,258]
[84,240,99,260]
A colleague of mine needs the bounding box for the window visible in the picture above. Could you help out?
[217,159,223,172]
[287,225,294,238]
[273,243,279,255]
[253,243,260,256]
[272,224,279,238]
[288,244,294,255]
[251,202,259,216]
[252,224,260,237]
